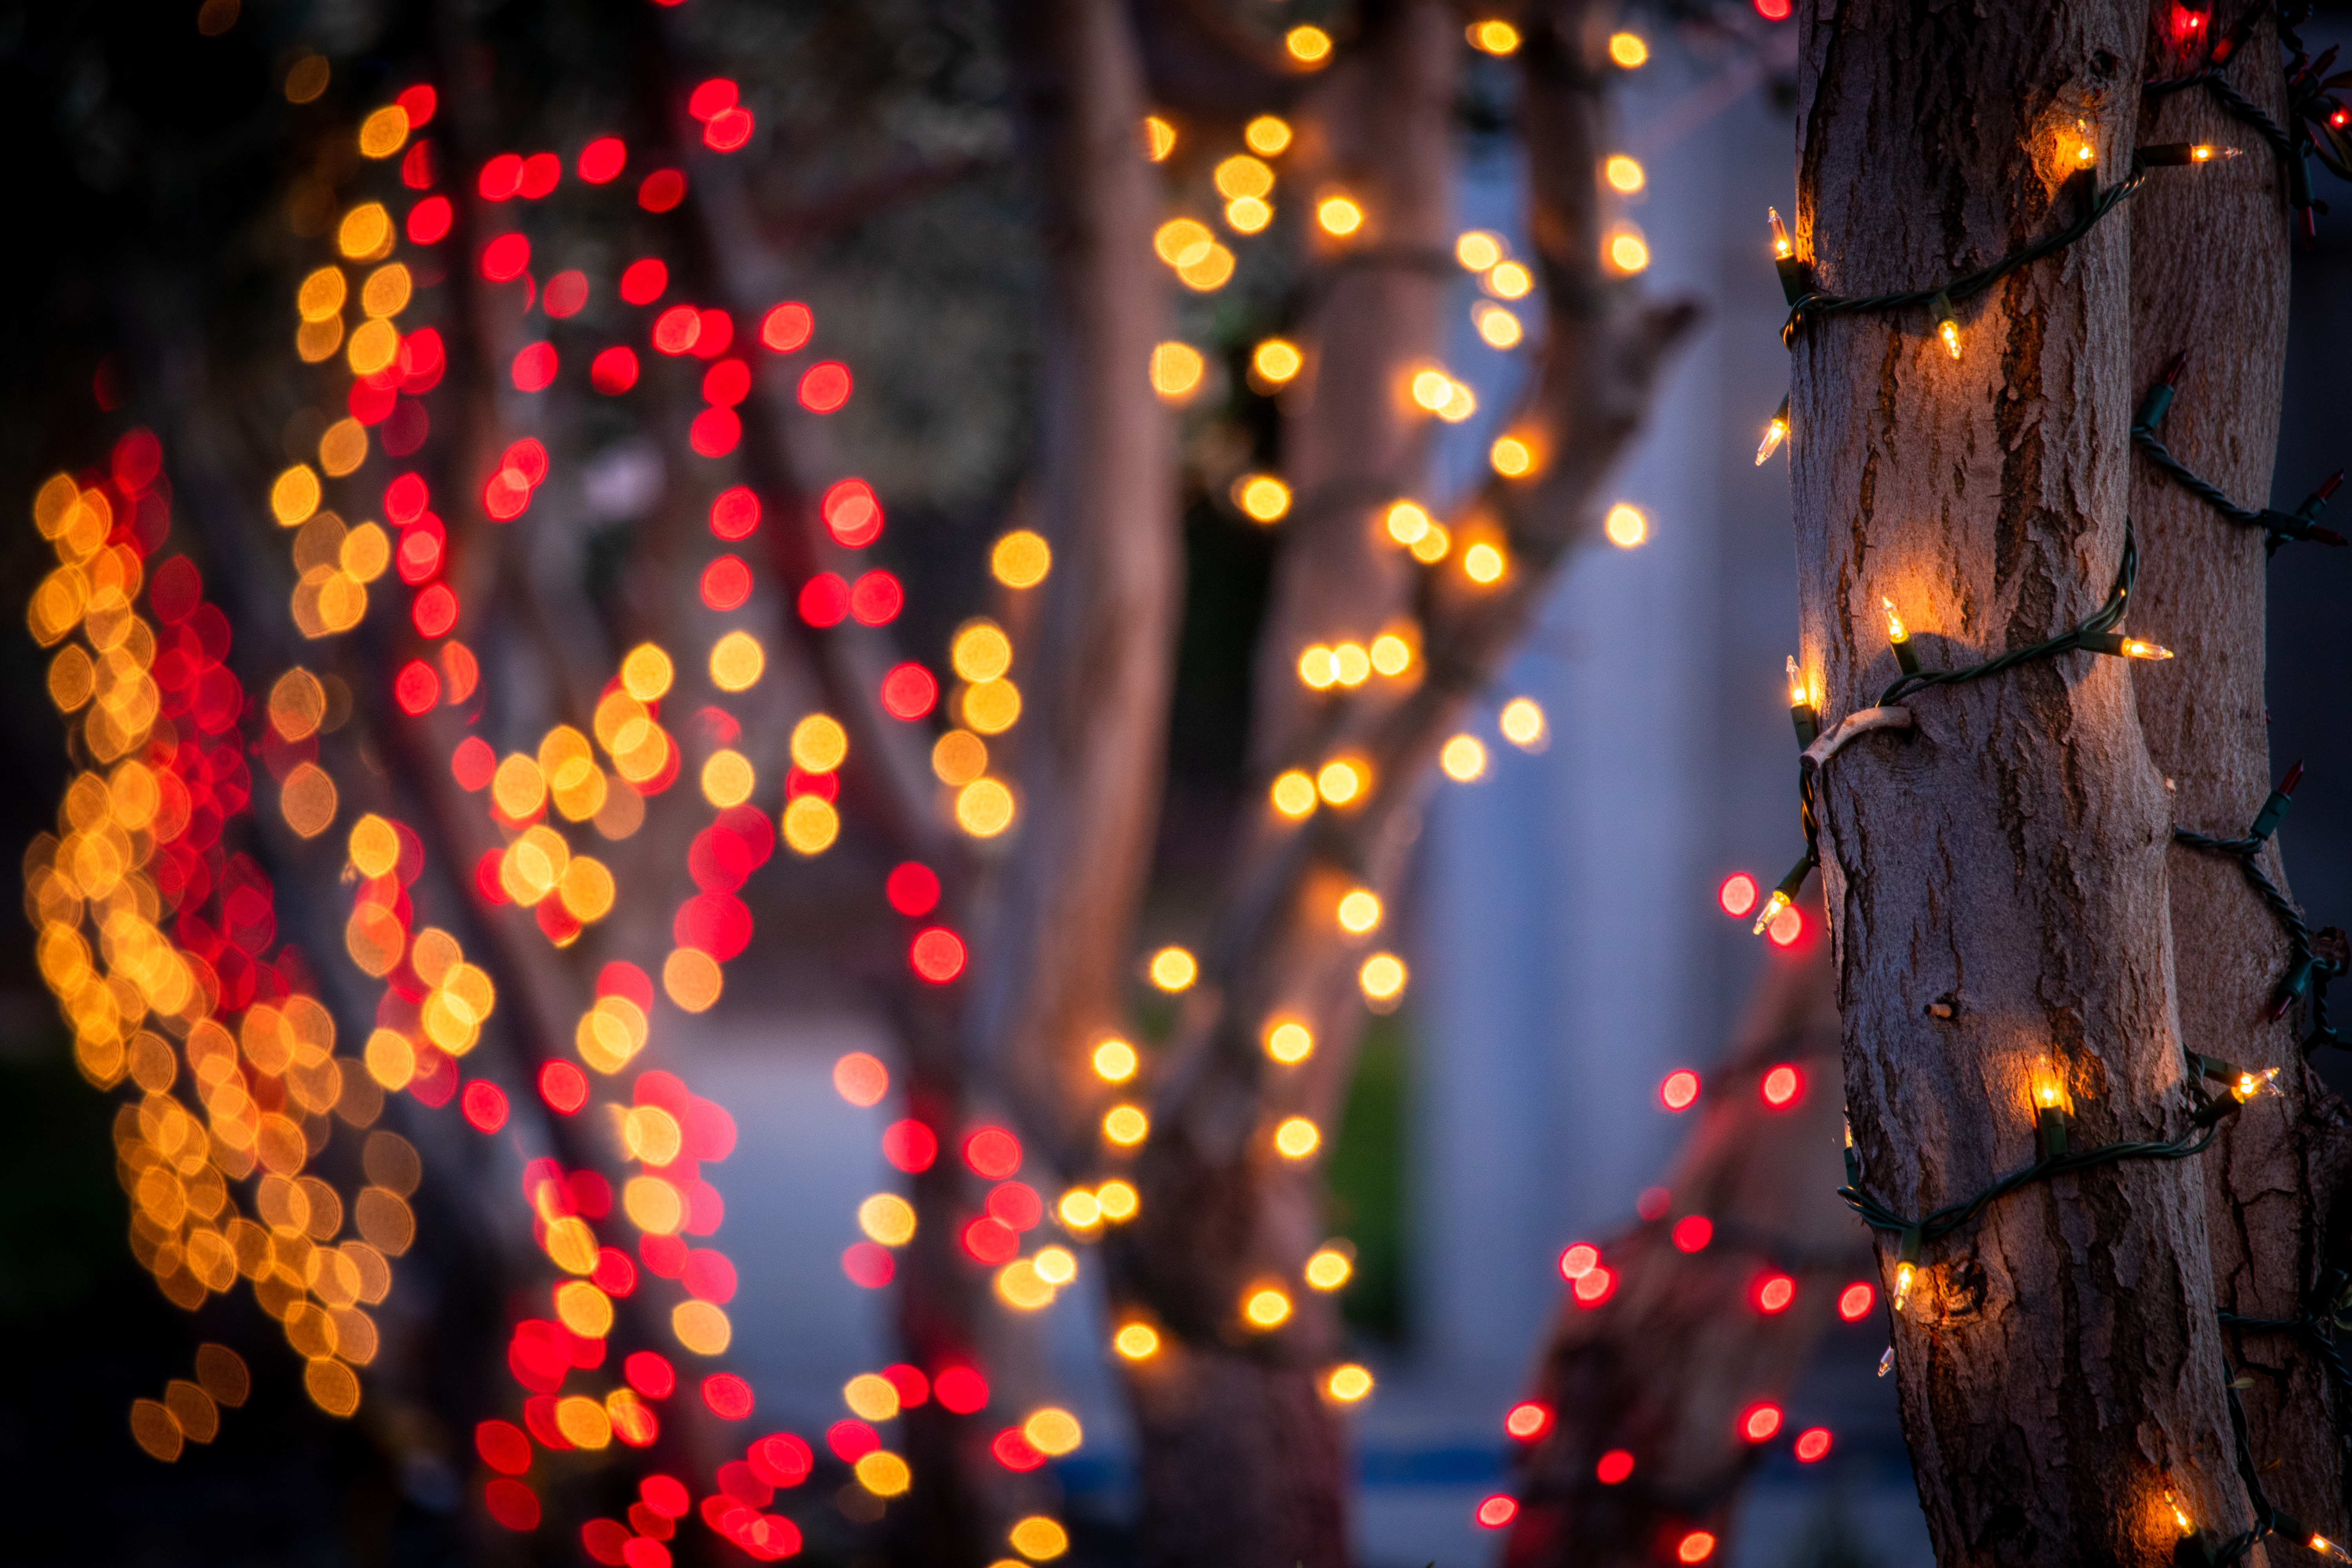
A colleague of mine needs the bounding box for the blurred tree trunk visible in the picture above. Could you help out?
[1791,1,2254,1559]
[1114,4,1696,1562]
[1503,939,1865,1566]
[2130,2,2352,1535]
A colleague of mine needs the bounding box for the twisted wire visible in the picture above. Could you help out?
[1838,1121,2220,1244]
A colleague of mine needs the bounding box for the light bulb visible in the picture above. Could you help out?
[1939,317,1962,359]
[1786,655,1808,709]
[2121,638,2173,661]
[1893,1259,1916,1312]
[2192,144,2240,162]
[1756,414,1788,465]
[1750,889,1791,937]
[2310,1533,2352,1564]
[1768,207,1791,260]
[1882,597,1907,643]
[2233,1066,2280,1102]
[2165,1491,2194,1537]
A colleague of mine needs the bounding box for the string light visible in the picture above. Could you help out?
[1608,32,1649,67]
[1756,394,1790,463]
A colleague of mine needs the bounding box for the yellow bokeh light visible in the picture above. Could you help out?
[662,947,724,1012]
[1492,436,1534,476]
[1609,31,1650,67]
[1092,1038,1138,1082]
[956,778,1016,838]
[1456,231,1504,271]
[1487,260,1533,299]
[701,750,755,808]
[789,713,849,773]
[671,1299,732,1355]
[357,105,410,158]
[1033,1247,1077,1285]
[1177,243,1236,291]
[1605,154,1646,192]
[1298,646,1336,690]
[620,1105,682,1164]
[1386,501,1432,547]
[1274,1116,1321,1158]
[963,678,1022,735]
[844,1373,901,1422]
[360,263,411,319]
[952,622,1013,682]
[1103,1105,1149,1146]
[348,815,400,878]
[1440,734,1488,782]
[1359,953,1407,1001]
[1114,1322,1160,1359]
[782,795,840,856]
[272,466,321,527]
[859,1193,916,1246]
[1469,19,1521,53]
[1317,194,1363,236]
[1214,155,1274,200]
[1476,303,1523,349]
[933,730,988,786]
[1226,196,1272,233]
[270,668,327,740]
[621,643,673,701]
[1604,503,1648,548]
[1148,946,1196,991]
[1500,696,1547,748]
[1285,25,1332,63]
[1326,1363,1375,1402]
[347,319,399,376]
[1463,541,1507,583]
[996,1259,1055,1310]
[1243,1287,1292,1328]
[710,631,765,692]
[1336,889,1382,934]
[992,530,1052,587]
[1306,1248,1353,1290]
[1332,642,1370,685]
[1316,759,1365,805]
[855,1451,912,1497]
[1265,1020,1313,1063]
[1141,116,1176,162]
[1154,219,1214,269]
[1610,230,1651,272]
[1410,369,1453,412]
[298,267,347,321]
[281,763,338,838]
[1369,633,1411,675]
[1024,1407,1082,1455]
[1150,341,1205,400]
[318,418,368,476]
[624,1176,683,1235]
[1252,338,1303,385]
[1270,771,1317,818]
[559,855,615,922]
[554,1279,615,1339]
[1059,1187,1102,1228]
[1096,1180,1139,1221]
[1245,115,1292,156]
[1236,477,1291,524]
[492,754,547,822]
[338,203,391,260]
[1438,380,1477,422]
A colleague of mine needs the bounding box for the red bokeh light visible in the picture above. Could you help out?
[841,1241,894,1287]
[822,478,882,546]
[933,1365,989,1414]
[640,170,686,212]
[799,573,848,626]
[849,571,903,625]
[1637,1185,1672,1220]
[882,1364,930,1407]
[396,84,437,126]
[479,153,523,201]
[407,195,452,245]
[394,660,440,715]
[698,488,757,541]
[702,1374,753,1420]
[1741,1403,1783,1442]
[992,1427,1047,1471]
[481,233,531,281]
[414,583,459,638]
[1837,1281,1876,1320]
[591,1248,635,1296]
[484,1479,541,1531]
[886,862,941,916]
[445,637,479,697]
[590,347,639,394]
[1761,1064,1802,1107]
[625,1351,676,1399]
[761,302,813,352]
[1679,1532,1718,1564]
[518,152,561,198]
[881,664,936,719]
[688,78,739,119]
[911,927,965,982]
[620,258,668,305]
[653,305,702,355]
[1753,0,1791,16]
[1753,1273,1796,1314]
[1558,1242,1598,1280]
[539,1061,588,1114]
[1670,1214,1713,1252]
[964,1127,1022,1179]
[1768,906,1804,946]
[701,557,752,611]
[882,1120,938,1173]
[578,136,626,183]
[462,1080,510,1132]
[1572,1266,1615,1306]
[1596,1448,1634,1485]
[1718,872,1757,917]
[477,1420,532,1474]
[512,343,557,392]
[454,737,495,791]
[986,1181,1043,1231]
[1504,1401,1551,1440]
[1795,1426,1833,1462]
[799,361,852,412]
[1475,1495,1518,1529]
[748,1432,813,1486]
[703,359,751,407]
[1660,1069,1700,1111]
[705,107,754,151]
[691,309,733,358]
[689,407,741,457]
[545,270,588,318]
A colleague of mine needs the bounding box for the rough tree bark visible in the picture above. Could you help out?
[1503,939,1867,1566]
[1111,4,1697,1561]
[1792,0,2255,1559]
[2129,2,2352,1539]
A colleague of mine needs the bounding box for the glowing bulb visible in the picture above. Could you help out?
[1243,1286,1292,1327]
[1455,231,1504,271]
[2233,1066,2280,1102]
[1386,500,1431,545]
[1285,25,1332,64]
[1498,698,1545,749]
[1608,32,1648,67]
[1142,116,1176,162]
[2191,144,2239,162]
[1149,947,1197,991]
[1326,1364,1373,1401]
[1265,1020,1313,1063]
[2122,638,2174,661]
[1750,889,1791,937]
[1254,338,1303,384]
[1604,155,1644,193]
[1468,20,1520,54]
[1114,1323,1159,1359]
[1768,207,1791,260]
[1756,414,1788,465]
[2308,1532,2352,1563]
[1245,116,1292,156]
[1882,596,1907,643]
[1491,436,1533,475]
[1305,1248,1352,1289]
[1317,194,1363,236]
[1786,655,1808,709]
[1608,230,1650,273]
[1603,505,1646,548]
[1938,310,1962,359]
[1093,1038,1138,1082]
[1463,542,1506,582]
[1274,1117,1320,1158]
[1892,1260,1916,1312]
[2165,1492,2194,1536]
[1336,889,1381,934]
[1271,770,1317,817]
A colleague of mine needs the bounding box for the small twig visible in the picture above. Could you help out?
[1801,705,1915,773]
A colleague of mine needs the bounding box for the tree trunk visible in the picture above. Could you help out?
[1114,4,1697,1561]
[2129,3,2352,1539]
[1504,939,1867,1566]
[1791,1,2252,1559]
